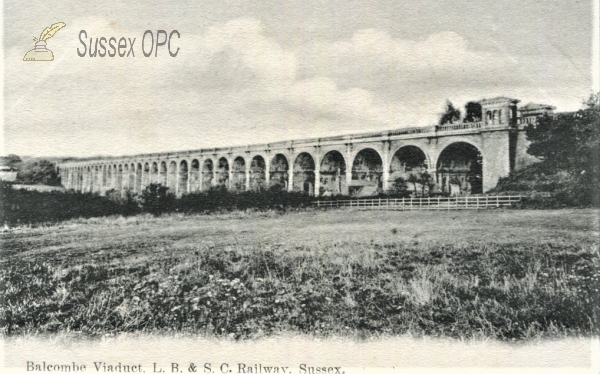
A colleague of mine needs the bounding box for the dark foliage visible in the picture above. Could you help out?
[140,183,176,216]
[439,100,462,125]
[0,182,317,226]
[16,158,61,186]
[176,185,313,214]
[525,93,600,172]
[464,101,482,122]
[388,177,411,198]
[0,182,139,226]
[0,154,22,170]
[494,93,600,207]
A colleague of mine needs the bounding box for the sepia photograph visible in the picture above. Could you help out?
[1,0,599,373]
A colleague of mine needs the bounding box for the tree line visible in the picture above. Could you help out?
[0,155,61,185]
[494,92,600,206]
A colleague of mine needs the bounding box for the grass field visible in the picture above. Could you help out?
[1,208,598,340]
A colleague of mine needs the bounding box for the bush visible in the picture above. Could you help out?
[496,93,600,208]
[176,186,313,214]
[0,181,319,226]
[16,158,61,186]
[492,162,599,208]
[0,182,139,226]
[140,183,176,216]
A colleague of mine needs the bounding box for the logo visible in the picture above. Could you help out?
[23,22,66,61]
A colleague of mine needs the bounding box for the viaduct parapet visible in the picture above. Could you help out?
[59,97,550,197]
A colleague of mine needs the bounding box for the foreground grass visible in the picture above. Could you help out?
[1,209,598,340]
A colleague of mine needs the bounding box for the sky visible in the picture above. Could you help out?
[2,0,597,158]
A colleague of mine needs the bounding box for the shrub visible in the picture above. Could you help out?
[0,182,139,226]
[140,183,176,216]
[176,187,313,214]
[495,92,600,207]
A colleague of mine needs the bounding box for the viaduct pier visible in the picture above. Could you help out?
[59,97,550,197]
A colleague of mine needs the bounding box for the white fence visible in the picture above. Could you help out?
[313,195,523,211]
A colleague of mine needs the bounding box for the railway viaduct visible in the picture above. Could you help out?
[58,97,547,197]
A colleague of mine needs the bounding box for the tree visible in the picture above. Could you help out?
[16,158,61,185]
[464,102,482,122]
[140,183,175,216]
[389,177,410,197]
[439,100,461,125]
[0,154,22,170]
[418,171,434,196]
[526,92,599,172]
[521,92,600,205]
[407,173,419,195]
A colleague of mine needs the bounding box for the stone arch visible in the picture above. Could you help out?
[87,166,91,191]
[389,144,434,195]
[190,159,200,192]
[117,164,124,191]
[128,163,136,191]
[319,150,347,196]
[88,166,93,192]
[143,162,150,190]
[390,145,429,175]
[151,162,159,185]
[76,168,80,191]
[107,165,113,189]
[216,157,229,187]
[436,142,483,195]
[351,148,383,195]
[390,143,432,171]
[112,165,118,190]
[79,168,85,191]
[178,160,189,195]
[486,111,492,124]
[436,137,482,160]
[93,165,100,192]
[250,155,267,191]
[292,152,315,195]
[351,145,384,161]
[159,161,168,186]
[101,165,107,188]
[122,164,129,191]
[269,153,289,191]
[135,163,143,193]
[232,156,247,191]
[202,159,214,190]
[167,160,177,190]
[82,166,88,192]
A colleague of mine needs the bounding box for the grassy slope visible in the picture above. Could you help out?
[1,209,599,340]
